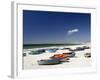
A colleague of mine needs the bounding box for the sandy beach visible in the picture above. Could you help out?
[23,44,91,70]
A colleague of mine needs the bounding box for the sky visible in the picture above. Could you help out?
[23,10,91,44]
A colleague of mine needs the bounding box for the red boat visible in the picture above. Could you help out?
[50,54,70,62]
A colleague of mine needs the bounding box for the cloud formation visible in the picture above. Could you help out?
[68,29,79,35]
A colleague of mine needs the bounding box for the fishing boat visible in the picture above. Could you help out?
[84,53,91,58]
[29,50,41,55]
[45,49,57,53]
[29,49,46,55]
[73,47,85,51]
[50,54,70,62]
[83,46,90,49]
[23,53,26,57]
[37,59,60,65]
[60,48,72,51]
[37,49,45,53]
[63,52,75,57]
[55,49,75,57]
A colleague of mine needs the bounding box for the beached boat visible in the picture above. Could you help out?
[59,58,70,62]
[60,48,73,51]
[45,49,57,53]
[83,46,90,49]
[63,52,75,57]
[29,50,41,55]
[84,53,91,58]
[50,54,70,62]
[29,49,46,55]
[55,49,75,57]
[56,49,71,53]
[23,53,26,57]
[37,59,60,65]
[73,47,85,51]
[38,49,45,53]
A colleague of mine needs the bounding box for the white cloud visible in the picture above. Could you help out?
[68,29,79,35]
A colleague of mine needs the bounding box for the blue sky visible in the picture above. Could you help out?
[23,10,91,44]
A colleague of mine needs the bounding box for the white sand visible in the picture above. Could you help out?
[23,45,91,70]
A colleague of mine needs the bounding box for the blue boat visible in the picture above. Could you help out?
[46,49,57,53]
[37,59,60,65]
[29,50,41,55]
[29,49,46,55]
[74,47,85,51]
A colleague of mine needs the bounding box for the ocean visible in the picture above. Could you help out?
[23,44,80,49]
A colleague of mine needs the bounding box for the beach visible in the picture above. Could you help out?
[23,44,91,70]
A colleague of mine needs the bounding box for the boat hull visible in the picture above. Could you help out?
[37,59,60,65]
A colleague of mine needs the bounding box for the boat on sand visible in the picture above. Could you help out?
[37,59,61,65]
